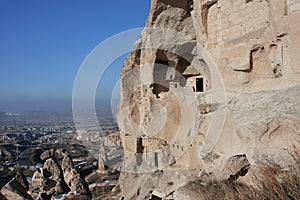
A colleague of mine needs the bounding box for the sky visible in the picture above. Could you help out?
[0,0,150,112]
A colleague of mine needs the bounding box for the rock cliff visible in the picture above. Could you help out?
[117,0,300,199]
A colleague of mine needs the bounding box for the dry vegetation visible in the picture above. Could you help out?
[187,155,300,200]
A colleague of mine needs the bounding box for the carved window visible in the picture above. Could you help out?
[196,77,204,92]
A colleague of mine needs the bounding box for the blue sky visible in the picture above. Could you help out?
[0,0,150,111]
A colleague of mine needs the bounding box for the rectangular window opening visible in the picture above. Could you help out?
[196,78,204,92]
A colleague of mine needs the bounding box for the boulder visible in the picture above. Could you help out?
[15,171,29,191]
[40,148,56,161]
[1,178,33,200]
[221,154,250,181]
[60,153,91,198]
[43,158,62,181]
[31,168,43,188]
[42,158,70,195]
[68,169,90,195]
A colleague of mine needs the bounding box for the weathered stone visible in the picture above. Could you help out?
[1,178,34,200]
[41,157,70,196]
[43,158,62,181]
[221,154,250,181]
[59,153,90,198]
[97,157,106,172]
[117,0,300,199]
[40,148,56,161]
[54,179,70,195]
[61,153,74,174]
[15,171,29,191]
[65,193,89,200]
[98,145,108,164]
[31,168,43,188]
[36,192,51,200]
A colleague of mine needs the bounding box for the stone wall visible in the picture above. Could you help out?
[192,0,300,92]
[207,0,269,45]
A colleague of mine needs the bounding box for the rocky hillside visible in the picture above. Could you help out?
[0,147,123,200]
[117,0,300,199]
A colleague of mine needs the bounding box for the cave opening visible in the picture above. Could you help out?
[196,77,204,92]
[152,58,170,98]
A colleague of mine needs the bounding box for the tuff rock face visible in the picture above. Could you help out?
[61,152,90,196]
[117,0,300,199]
[24,149,91,200]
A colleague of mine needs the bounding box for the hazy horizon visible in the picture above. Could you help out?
[0,98,120,113]
[0,1,150,112]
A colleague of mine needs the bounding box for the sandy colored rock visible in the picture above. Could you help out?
[60,153,91,198]
[1,178,33,200]
[15,171,30,191]
[31,168,43,188]
[39,155,70,196]
[221,154,250,181]
[97,157,106,172]
[117,0,300,199]
[40,148,56,161]
[43,158,63,181]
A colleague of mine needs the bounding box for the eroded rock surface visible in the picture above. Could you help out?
[28,149,91,199]
[117,0,300,199]
[1,178,33,200]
